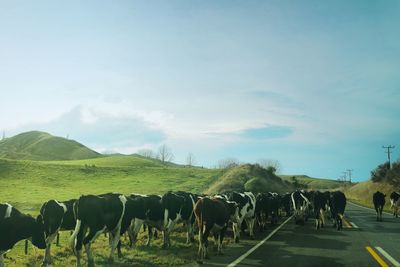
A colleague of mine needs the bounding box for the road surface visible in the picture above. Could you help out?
[186,202,400,267]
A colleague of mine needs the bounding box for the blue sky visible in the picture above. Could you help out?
[1,1,399,181]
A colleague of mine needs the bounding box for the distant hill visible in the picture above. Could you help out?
[205,164,294,194]
[279,175,343,190]
[0,131,101,161]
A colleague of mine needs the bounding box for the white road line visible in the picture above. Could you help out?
[350,222,359,228]
[349,202,392,216]
[227,215,293,267]
[375,246,400,267]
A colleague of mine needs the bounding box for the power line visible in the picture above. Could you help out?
[382,145,395,167]
[346,169,354,183]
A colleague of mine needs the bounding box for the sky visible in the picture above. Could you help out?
[0,0,399,181]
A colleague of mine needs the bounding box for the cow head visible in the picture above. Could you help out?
[31,214,46,249]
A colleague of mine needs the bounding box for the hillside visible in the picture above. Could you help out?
[0,131,101,160]
[344,180,395,212]
[279,175,343,190]
[206,164,294,194]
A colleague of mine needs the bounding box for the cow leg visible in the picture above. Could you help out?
[73,224,86,267]
[83,226,106,267]
[128,219,143,247]
[232,222,241,243]
[0,253,4,267]
[146,226,153,246]
[245,218,255,239]
[108,228,122,264]
[42,231,59,266]
[186,222,195,244]
[217,228,226,255]
[319,208,325,228]
[56,232,60,246]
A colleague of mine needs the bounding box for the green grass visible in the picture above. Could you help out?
[344,180,394,213]
[279,175,343,190]
[0,156,222,266]
[0,155,341,266]
[0,131,100,160]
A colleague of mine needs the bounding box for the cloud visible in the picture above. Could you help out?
[239,125,293,140]
[9,106,167,154]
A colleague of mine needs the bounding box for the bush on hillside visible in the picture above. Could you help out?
[371,160,400,186]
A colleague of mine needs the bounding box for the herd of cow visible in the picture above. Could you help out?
[0,189,397,267]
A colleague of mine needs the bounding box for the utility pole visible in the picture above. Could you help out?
[382,145,395,167]
[342,172,347,183]
[347,169,353,183]
[2,130,4,140]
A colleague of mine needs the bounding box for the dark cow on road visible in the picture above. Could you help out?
[329,191,346,230]
[389,192,400,218]
[227,192,256,242]
[313,191,328,229]
[372,191,386,221]
[281,193,292,217]
[291,190,311,225]
[194,197,239,263]
[70,193,126,267]
[255,192,280,232]
[1,203,47,267]
[40,199,76,266]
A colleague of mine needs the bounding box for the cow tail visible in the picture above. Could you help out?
[69,199,81,251]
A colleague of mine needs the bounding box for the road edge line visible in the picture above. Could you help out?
[226,215,293,267]
[366,246,389,267]
[350,222,359,228]
[375,246,400,267]
[349,202,391,216]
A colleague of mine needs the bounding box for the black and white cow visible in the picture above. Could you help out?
[372,191,386,221]
[117,194,164,256]
[70,193,126,267]
[160,191,188,248]
[1,203,46,267]
[389,192,400,218]
[40,199,76,266]
[329,191,346,230]
[194,197,239,263]
[226,192,256,242]
[313,191,328,229]
[291,190,311,225]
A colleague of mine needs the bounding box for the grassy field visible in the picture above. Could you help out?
[0,156,222,267]
[0,152,343,266]
[343,180,395,213]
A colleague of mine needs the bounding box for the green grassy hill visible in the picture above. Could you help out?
[0,156,222,266]
[206,164,295,194]
[344,180,395,212]
[0,131,101,160]
[279,174,343,190]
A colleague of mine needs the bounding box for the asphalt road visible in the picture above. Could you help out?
[186,202,400,267]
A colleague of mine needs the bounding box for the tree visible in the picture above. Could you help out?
[186,152,196,168]
[218,157,239,169]
[158,144,174,165]
[371,162,390,183]
[257,159,282,174]
[137,148,155,159]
